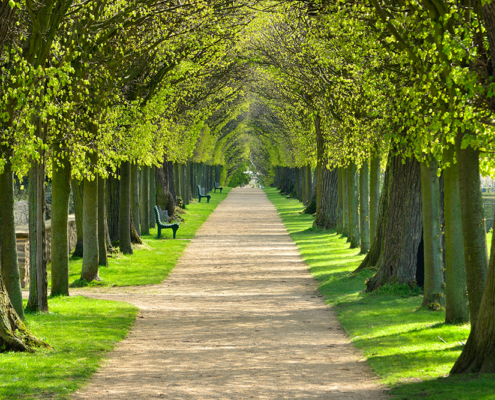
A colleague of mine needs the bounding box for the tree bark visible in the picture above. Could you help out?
[370,155,381,246]
[140,166,150,235]
[359,162,370,253]
[304,165,311,205]
[420,159,445,309]
[0,157,24,318]
[119,161,133,255]
[130,163,140,235]
[81,152,99,282]
[456,130,487,328]
[71,180,84,257]
[362,154,423,290]
[98,176,108,267]
[26,159,48,313]
[348,163,360,248]
[342,167,349,238]
[443,145,469,323]
[336,168,344,234]
[150,166,156,228]
[51,143,71,296]
[106,172,120,243]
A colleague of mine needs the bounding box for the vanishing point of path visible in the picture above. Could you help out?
[74,188,388,399]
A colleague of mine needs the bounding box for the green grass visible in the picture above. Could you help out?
[0,296,138,399]
[65,187,231,288]
[264,187,495,400]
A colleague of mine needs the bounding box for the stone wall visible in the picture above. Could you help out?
[16,215,77,288]
[14,200,29,226]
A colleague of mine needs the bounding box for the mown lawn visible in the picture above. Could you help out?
[65,187,231,287]
[265,187,495,400]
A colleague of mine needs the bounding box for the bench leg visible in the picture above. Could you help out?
[198,197,201,202]
[220,188,223,193]
[157,227,162,239]
[207,196,211,203]
[172,226,178,239]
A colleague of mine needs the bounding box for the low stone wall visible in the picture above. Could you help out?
[16,215,77,288]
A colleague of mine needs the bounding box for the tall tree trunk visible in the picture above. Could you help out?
[98,177,108,267]
[71,180,84,257]
[140,166,150,235]
[168,161,177,206]
[370,155,381,246]
[336,168,343,234]
[420,159,445,309]
[304,165,311,205]
[26,159,47,313]
[81,152,99,282]
[443,145,469,323]
[130,164,140,235]
[362,154,423,291]
[348,163,360,248]
[106,172,120,243]
[119,161,133,255]
[51,143,71,296]
[342,167,349,238]
[359,162,370,254]
[456,131,487,328]
[150,166,156,228]
[0,156,25,318]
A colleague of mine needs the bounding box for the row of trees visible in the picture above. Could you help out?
[255,0,495,374]
[0,0,255,352]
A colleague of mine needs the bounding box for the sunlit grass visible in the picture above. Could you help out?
[64,187,231,288]
[0,296,138,399]
[265,187,495,400]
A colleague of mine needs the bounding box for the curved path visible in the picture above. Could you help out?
[73,188,387,399]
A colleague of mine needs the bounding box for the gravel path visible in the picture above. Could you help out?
[73,188,388,399]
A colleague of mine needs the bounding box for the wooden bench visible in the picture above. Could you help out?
[197,185,211,203]
[153,206,180,239]
[213,181,223,193]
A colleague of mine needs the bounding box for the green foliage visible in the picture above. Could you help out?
[227,163,250,187]
[0,296,137,399]
[265,187,495,400]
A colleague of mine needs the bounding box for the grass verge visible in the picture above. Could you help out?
[66,187,231,287]
[0,296,138,399]
[264,187,495,400]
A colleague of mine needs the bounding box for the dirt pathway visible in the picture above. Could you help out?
[73,188,387,399]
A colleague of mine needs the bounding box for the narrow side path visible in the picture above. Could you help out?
[73,188,387,399]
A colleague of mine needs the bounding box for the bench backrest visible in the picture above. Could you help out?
[197,185,206,196]
[159,209,169,224]
[214,181,220,188]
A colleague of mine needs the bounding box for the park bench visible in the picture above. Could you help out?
[213,181,223,193]
[197,185,211,203]
[153,206,180,239]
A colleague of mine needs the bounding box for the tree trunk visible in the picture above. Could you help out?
[420,159,445,309]
[51,144,71,296]
[106,172,120,243]
[336,168,344,234]
[363,154,423,291]
[359,162,370,254]
[98,177,108,267]
[304,165,311,205]
[71,180,84,257]
[0,276,50,352]
[443,145,469,323]
[451,227,495,373]
[119,161,133,255]
[26,159,48,313]
[130,164,140,235]
[0,157,24,319]
[370,155,381,246]
[81,152,99,282]
[348,163,360,248]
[140,166,150,235]
[342,167,349,238]
[150,166,156,228]
[456,131,487,328]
